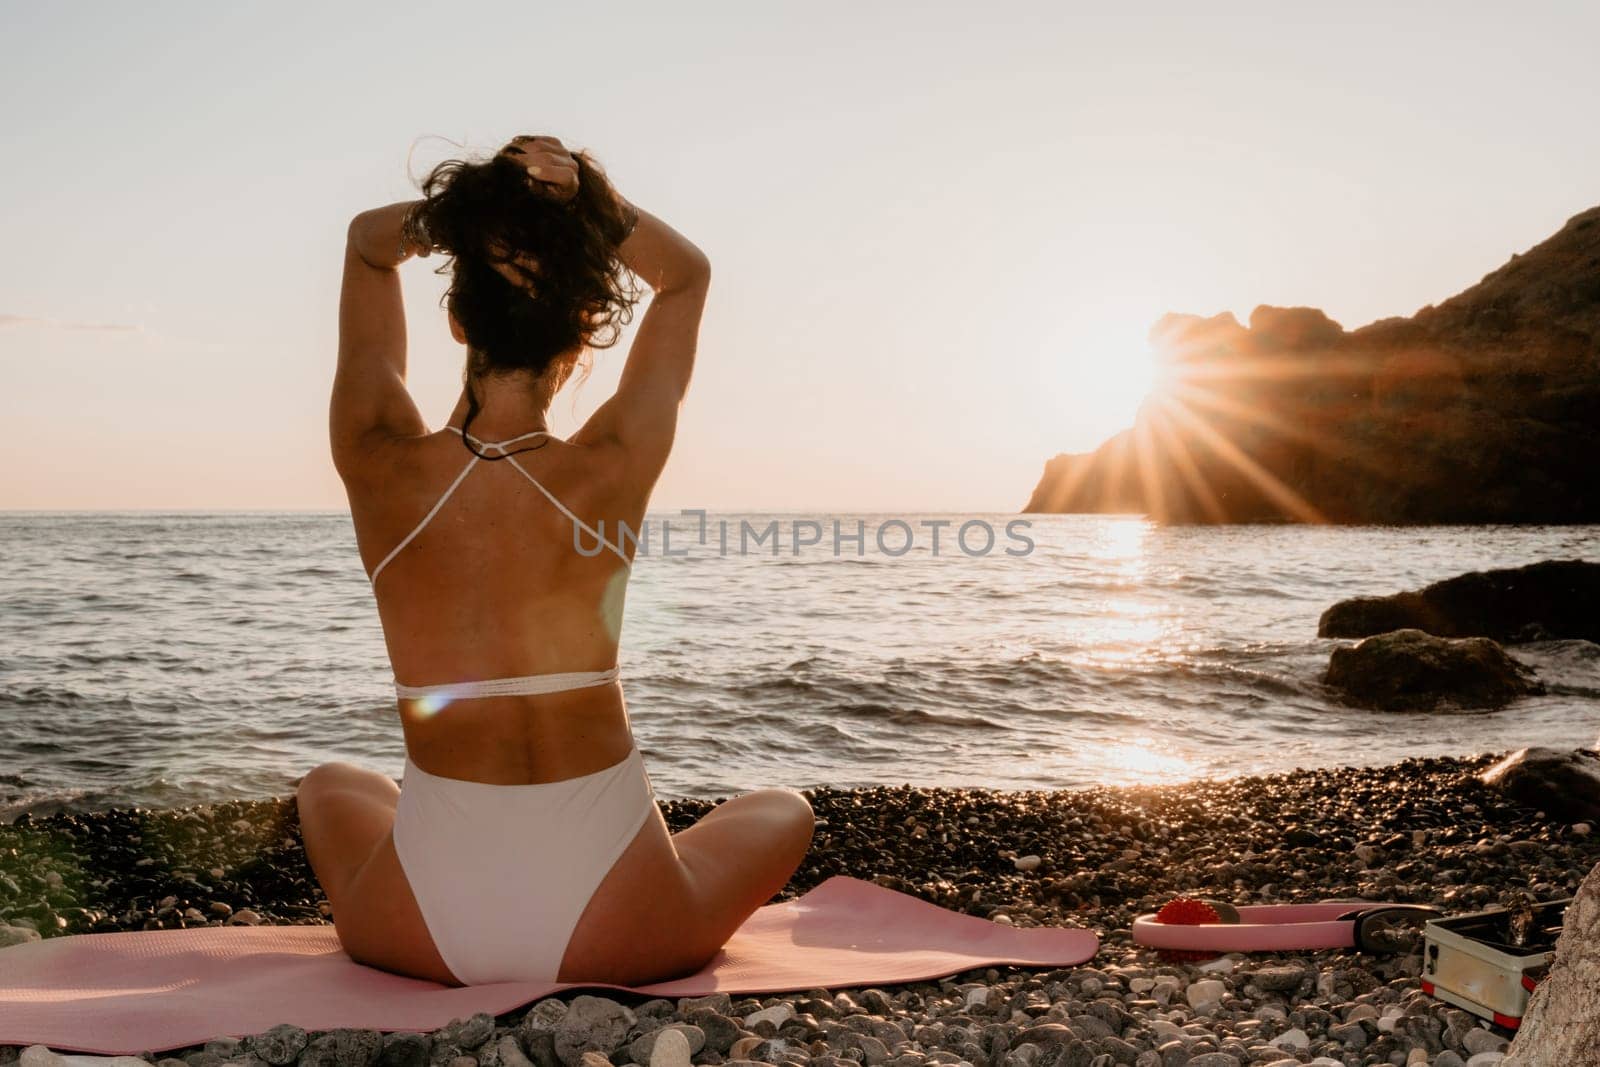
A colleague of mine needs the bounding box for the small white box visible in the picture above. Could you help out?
[1422,899,1568,1029]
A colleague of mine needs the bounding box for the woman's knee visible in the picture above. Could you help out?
[296,762,396,814]
[747,788,815,858]
[678,789,811,869]
[297,761,360,800]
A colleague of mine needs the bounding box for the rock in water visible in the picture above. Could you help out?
[1482,748,1600,821]
[1324,629,1543,710]
[1507,860,1600,1064]
[1318,560,1600,642]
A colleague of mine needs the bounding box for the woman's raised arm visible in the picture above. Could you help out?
[574,203,711,478]
[329,202,430,478]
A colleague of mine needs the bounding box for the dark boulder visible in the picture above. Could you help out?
[1481,747,1600,822]
[1324,628,1544,710]
[1318,560,1600,642]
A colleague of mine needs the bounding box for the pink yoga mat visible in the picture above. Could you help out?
[0,876,1097,1054]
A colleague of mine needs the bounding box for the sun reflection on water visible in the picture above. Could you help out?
[1085,516,1153,566]
[1097,736,1200,786]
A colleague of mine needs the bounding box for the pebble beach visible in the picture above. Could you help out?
[3,754,1592,1067]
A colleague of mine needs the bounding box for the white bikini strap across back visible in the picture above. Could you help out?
[367,425,634,583]
[395,665,621,701]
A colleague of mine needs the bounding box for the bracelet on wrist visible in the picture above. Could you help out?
[400,202,432,259]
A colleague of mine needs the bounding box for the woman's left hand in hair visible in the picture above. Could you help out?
[499,135,580,203]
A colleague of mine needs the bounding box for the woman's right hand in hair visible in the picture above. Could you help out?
[499,135,580,203]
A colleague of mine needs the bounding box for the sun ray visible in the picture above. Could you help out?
[1159,397,1328,523]
[1144,398,1228,523]
[1132,409,1168,522]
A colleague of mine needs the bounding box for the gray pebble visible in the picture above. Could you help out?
[379,1034,431,1067]
[1070,1018,1114,1043]
[249,1025,311,1067]
[1039,1042,1096,1067]
[427,1047,465,1067]
[635,1000,678,1025]
[630,1025,707,1063]
[517,1028,559,1067]
[1327,1022,1369,1050]
[555,996,637,1067]
[688,1012,744,1056]
[0,924,42,947]
[855,1036,890,1066]
[493,1038,534,1067]
[679,994,734,1017]
[1015,1026,1075,1049]
[1249,967,1305,994]
[861,990,895,1015]
[523,1000,570,1032]
[437,1016,496,1052]
[298,1030,382,1067]
[1095,1036,1138,1065]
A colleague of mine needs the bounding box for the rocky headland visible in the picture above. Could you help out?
[1025,207,1600,523]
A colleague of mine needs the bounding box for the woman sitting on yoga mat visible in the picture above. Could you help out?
[297,133,814,987]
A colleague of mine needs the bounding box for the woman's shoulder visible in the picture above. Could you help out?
[336,425,447,493]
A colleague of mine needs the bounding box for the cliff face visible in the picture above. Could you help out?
[1025,206,1600,523]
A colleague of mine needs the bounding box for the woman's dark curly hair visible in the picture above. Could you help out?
[409,146,641,457]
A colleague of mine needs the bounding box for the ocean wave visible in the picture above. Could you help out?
[830,702,1009,730]
[5,513,1598,807]
[1,684,93,711]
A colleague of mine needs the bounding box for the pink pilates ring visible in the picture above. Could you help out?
[1132,903,1441,953]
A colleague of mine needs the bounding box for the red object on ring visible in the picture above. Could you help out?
[1153,897,1223,962]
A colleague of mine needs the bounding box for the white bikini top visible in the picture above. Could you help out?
[368,425,631,703]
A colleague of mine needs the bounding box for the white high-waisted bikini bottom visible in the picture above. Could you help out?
[391,744,657,984]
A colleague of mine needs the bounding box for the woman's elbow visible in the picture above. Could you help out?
[676,248,712,290]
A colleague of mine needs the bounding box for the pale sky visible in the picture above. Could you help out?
[2,1,1596,511]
